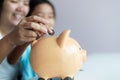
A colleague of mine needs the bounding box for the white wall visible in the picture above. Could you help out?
[50,0,120,53]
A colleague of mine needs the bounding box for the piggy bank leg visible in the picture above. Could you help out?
[48,77,62,80]
[38,78,45,80]
[38,77,74,80]
[64,77,73,80]
[38,77,62,80]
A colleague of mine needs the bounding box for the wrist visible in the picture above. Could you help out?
[5,33,16,47]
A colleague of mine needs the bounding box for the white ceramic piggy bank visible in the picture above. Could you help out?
[30,30,86,80]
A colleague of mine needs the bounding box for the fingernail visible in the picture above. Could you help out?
[43,27,47,33]
[48,29,55,35]
[49,29,53,33]
[50,27,54,29]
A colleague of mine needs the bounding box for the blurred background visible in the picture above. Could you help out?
[50,0,120,80]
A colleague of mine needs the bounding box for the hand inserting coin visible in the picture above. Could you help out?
[27,21,55,40]
[36,29,55,39]
[36,23,55,39]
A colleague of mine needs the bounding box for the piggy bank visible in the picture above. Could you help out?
[30,30,86,80]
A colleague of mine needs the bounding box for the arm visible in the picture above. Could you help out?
[7,43,29,64]
[0,33,15,63]
[0,16,52,64]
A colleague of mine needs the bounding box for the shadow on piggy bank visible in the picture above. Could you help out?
[30,30,86,80]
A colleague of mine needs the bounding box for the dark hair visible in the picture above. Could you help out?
[0,0,4,14]
[0,0,3,7]
[27,0,56,18]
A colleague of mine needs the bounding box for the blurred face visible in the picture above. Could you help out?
[0,0,29,26]
[31,3,55,28]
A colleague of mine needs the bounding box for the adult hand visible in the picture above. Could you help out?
[9,16,52,45]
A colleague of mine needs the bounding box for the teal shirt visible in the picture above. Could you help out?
[20,45,38,80]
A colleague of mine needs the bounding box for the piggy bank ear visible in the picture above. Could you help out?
[57,30,71,48]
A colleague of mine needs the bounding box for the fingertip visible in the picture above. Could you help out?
[48,29,55,35]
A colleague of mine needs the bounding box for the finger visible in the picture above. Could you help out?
[46,25,53,34]
[21,36,36,43]
[48,29,55,36]
[38,23,52,34]
[44,24,55,35]
[23,22,48,33]
[26,16,49,25]
[24,30,38,38]
[26,37,36,42]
